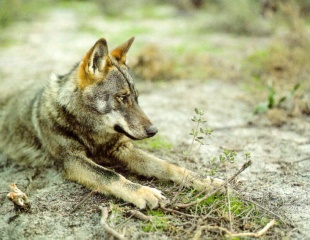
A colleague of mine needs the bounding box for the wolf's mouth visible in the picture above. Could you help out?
[114,125,138,140]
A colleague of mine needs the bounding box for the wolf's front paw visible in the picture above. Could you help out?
[191,177,224,192]
[132,186,166,209]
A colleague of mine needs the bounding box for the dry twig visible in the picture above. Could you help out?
[71,189,97,213]
[6,183,30,211]
[294,156,310,163]
[161,206,199,218]
[128,210,153,221]
[175,160,252,208]
[99,206,128,240]
[193,219,276,239]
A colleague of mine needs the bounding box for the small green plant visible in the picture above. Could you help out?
[208,149,238,176]
[254,82,301,114]
[184,108,213,158]
[184,108,243,177]
[142,209,171,232]
[224,197,253,215]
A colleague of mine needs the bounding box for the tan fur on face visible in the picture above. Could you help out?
[78,37,135,90]
[110,36,135,64]
[78,38,112,90]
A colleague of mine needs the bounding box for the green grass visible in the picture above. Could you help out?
[142,209,171,233]
[134,135,173,151]
[138,187,279,237]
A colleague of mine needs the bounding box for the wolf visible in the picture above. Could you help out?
[0,37,223,209]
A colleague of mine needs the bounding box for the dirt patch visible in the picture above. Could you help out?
[0,5,309,239]
[141,80,310,236]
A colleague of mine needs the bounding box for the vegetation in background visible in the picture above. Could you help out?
[244,1,310,116]
[245,1,310,80]
[0,0,25,28]
[94,0,170,18]
[203,0,274,36]
[0,0,53,28]
[254,82,301,115]
[130,44,178,81]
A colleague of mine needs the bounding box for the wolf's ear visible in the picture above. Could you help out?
[85,38,111,74]
[110,36,135,64]
[78,38,112,89]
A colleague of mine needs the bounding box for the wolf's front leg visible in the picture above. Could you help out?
[63,156,165,209]
[115,142,224,192]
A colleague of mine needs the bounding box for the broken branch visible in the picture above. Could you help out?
[161,206,199,218]
[71,189,97,214]
[128,210,153,221]
[193,219,276,239]
[99,206,128,240]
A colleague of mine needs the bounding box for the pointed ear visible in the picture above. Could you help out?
[78,38,111,89]
[110,36,135,64]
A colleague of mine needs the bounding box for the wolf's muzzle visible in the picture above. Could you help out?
[145,125,158,138]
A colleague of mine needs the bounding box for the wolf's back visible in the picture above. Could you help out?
[0,83,50,167]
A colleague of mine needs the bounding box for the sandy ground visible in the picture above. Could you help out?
[0,6,309,239]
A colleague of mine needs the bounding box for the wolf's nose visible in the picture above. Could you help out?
[146,125,158,137]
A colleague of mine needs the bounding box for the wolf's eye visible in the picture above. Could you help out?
[118,95,128,102]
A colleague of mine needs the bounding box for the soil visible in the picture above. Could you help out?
[0,5,309,240]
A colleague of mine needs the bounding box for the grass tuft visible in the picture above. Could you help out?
[134,135,173,151]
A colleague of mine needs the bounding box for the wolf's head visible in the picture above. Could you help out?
[77,37,157,140]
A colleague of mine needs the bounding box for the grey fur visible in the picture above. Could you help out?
[0,37,223,209]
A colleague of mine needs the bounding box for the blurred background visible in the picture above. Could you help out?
[0,0,310,115]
